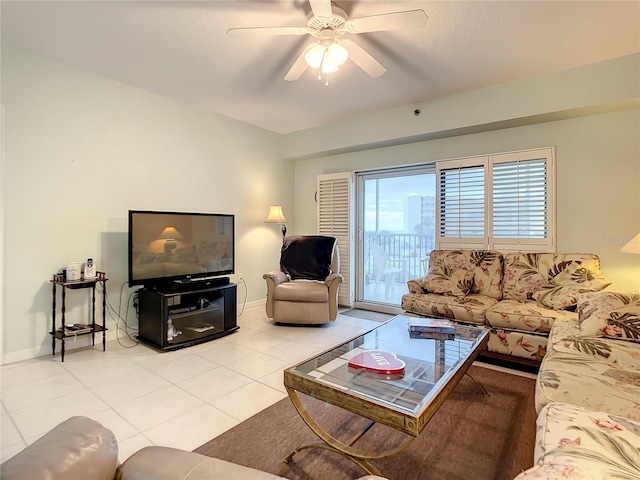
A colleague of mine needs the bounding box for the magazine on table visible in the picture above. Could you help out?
[409,331,455,341]
[406,316,455,335]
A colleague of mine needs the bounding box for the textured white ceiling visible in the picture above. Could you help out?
[2,1,639,134]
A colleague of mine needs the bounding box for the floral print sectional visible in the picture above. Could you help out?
[401,250,609,362]
[514,291,640,479]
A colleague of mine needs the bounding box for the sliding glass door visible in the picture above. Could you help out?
[355,166,436,308]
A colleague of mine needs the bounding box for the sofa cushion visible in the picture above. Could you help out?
[514,402,640,480]
[532,262,611,310]
[273,281,329,302]
[485,299,576,334]
[548,325,640,370]
[502,253,601,302]
[535,337,640,420]
[577,291,640,343]
[486,328,548,362]
[401,292,496,325]
[468,251,504,300]
[421,267,474,296]
[424,250,503,300]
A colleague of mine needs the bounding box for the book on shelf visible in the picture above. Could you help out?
[406,317,455,335]
[62,324,93,335]
[409,331,455,341]
[185,323,216,333]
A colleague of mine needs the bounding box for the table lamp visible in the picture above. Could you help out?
[157,226,184,255]
[265,205,287,237]
[620,232,640,255]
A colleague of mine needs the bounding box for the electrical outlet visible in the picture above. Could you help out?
[237,273,243,282]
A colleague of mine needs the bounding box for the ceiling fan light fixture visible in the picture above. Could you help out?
[321,58,338,73]
[327,42,348,65]
[304,43,326,68]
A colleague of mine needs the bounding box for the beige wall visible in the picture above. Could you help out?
[1,46,290,361]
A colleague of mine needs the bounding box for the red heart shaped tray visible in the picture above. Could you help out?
[347,349,406,375]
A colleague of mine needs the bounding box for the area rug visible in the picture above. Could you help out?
[195,365,536,480]
[340,309,395,322]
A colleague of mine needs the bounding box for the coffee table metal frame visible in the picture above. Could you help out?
[283,315,490,475]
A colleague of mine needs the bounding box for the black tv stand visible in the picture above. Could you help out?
[137,282,237,351]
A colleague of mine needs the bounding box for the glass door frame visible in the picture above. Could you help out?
[354,164,436,312]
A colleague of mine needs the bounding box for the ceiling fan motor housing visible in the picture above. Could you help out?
[306,6,348,37]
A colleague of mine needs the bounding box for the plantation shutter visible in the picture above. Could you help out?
[436,158,488,249]
[317,172,354,307]
[436,147,555,252]
[489,148,555,252]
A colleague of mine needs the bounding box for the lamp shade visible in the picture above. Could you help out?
[157,226,184,241]
[265,205,287,224]
[304,44,326,69]
[620,233,640,254]
[327,42,348,65]
[304,42,348,70]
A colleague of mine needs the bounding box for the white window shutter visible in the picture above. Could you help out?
[436,158,488,249]
[489,148,556,252]
[436,148,555,253]
[317,172,354,307]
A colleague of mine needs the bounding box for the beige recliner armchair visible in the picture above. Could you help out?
[263,235,343,325]
[0,416,287,480]
[1,415,386,480]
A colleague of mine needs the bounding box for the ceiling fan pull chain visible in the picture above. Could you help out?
[319,48,327,81]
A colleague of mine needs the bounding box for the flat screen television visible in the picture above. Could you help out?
[128,210,235,289]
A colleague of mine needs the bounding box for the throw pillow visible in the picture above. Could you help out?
[533,262,611,310]
[421,266,474,297]
[578,291,640,343]
[502,253,548,301]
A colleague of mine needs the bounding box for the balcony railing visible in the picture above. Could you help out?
[363,232,435,285]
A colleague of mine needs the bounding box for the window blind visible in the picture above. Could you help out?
[439,165,485,238]
[436,147,555,252]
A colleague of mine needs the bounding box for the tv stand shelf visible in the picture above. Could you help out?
[137,282,238,351]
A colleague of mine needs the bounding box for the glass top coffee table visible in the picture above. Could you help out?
[283,314,489,476]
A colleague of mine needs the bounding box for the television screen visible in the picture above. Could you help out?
[128,210,234,288]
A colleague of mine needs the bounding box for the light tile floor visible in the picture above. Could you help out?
[0,306,383,463]
[0,305,535,465]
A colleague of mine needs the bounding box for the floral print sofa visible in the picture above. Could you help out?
[513,291,640,479]
[401,250,609,363]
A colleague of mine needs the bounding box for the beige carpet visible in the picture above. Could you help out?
[195,365,536,480]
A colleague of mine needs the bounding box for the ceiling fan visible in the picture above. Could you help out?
[227,0,428,85]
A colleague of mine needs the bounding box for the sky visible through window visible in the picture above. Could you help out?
[364,174,435,233]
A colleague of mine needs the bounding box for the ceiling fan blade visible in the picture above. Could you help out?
[227,26,309,36]
[284,44,314,81]
[346,9,428,34]
[309,0,332,19]
[342,39,386,78]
